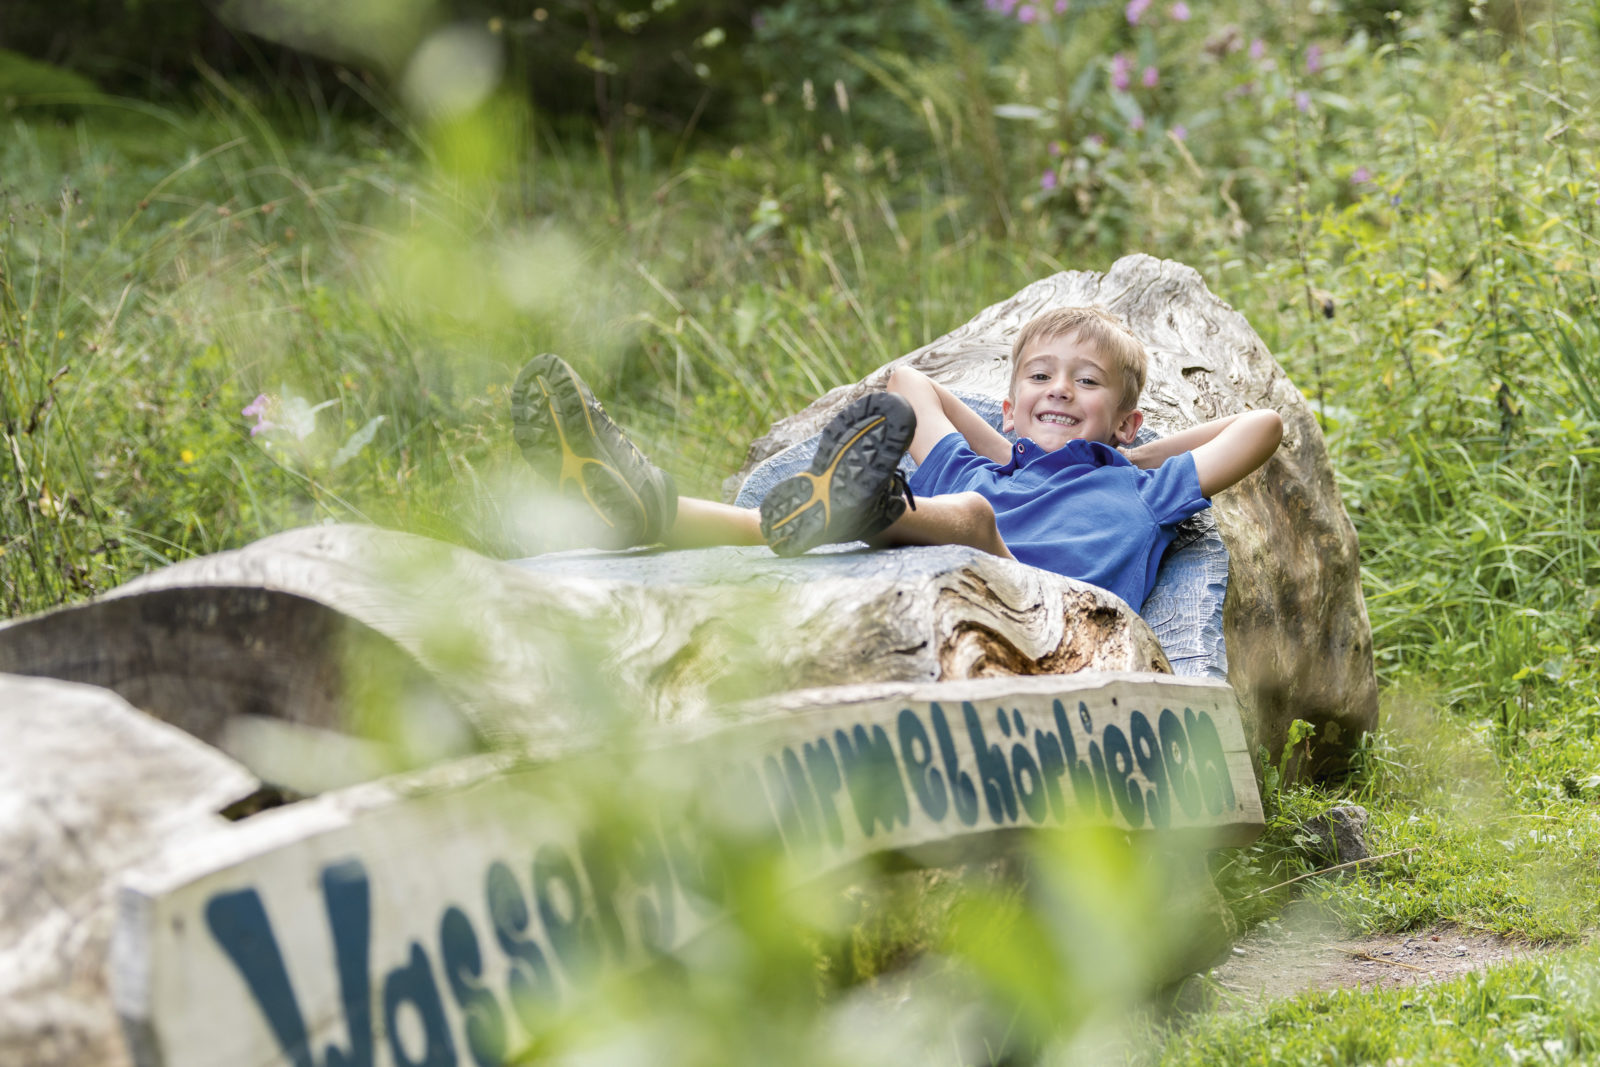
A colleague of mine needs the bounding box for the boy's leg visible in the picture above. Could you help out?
[511,354,678,546]
[513,353,762,551]
[756,393,1013,560]
[876,491,1014,560]
[512,359,1010,559]
[669,497,763,548]
[759,393,918,557]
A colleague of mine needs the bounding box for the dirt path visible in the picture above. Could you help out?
[1208,904,1547,1005]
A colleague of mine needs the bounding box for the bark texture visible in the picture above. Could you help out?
[730,254,1377,762]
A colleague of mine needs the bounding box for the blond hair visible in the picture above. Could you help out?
[1010,307,1147,412]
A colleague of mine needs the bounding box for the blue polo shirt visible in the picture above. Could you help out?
[906,433,1211,609]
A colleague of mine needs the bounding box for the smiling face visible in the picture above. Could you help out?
[1002,331,1143,451]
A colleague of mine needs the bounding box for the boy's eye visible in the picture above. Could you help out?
[1077,377,1098,386]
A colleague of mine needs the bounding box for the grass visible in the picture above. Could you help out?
[1158,941,1600,1064]
[4,1,1600,1060]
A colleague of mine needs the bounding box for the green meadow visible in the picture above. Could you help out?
[5,0,1600,1060]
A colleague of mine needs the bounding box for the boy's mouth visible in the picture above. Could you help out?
[1036,412,1080,427]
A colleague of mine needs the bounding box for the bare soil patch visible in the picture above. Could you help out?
[1208,903,1547,1005]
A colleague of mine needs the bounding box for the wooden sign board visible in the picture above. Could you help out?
[111,672,1260,1067]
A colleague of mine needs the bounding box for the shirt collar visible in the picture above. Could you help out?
[1001,436,1132,473]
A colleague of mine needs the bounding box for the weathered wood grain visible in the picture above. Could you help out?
[730,254,1377,765]
[1,527,1171,752]
[0,674,257,1067]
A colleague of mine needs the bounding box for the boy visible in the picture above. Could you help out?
[510,307,1281,611]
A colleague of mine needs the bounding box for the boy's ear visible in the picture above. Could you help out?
[1001,396,1015,433]
[1113,408,1143,446]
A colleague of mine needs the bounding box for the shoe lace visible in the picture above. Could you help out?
[890,468,916,511]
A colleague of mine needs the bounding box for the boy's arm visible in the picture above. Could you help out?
[1124,410,1283,497]
[887,366,1013,464]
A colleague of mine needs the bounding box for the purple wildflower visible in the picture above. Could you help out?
[1111,52,1132,91]
[1352,166,1373,184]
[1018,3,1038,22]
[1125,0,1151,24]
[1306,43,1323,73]
[1084,133,1105,150]
[1041,169,1058,191]
[242,393,277,436]
[1249,38,1265,61]
[1295,90,1311,112]
[1171,124,1187,141]
[1142,65,1159,88]
[1130,113,1146,131]
[1169,0,1191,19]
[1049,140,1065,156]
[1055,0,1070,11]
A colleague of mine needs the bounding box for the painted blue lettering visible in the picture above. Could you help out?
[929,702,980,826]
[1052,701,1097,815]
[782,748,824,845]
[1010,740,1047,824]
[762,752,817,851]
[801,739,846,848]
[204,858,372,1067]
[963,702,1017,825]
[485,861,559,1038]
[897,708,949,822]
[833,723,911,836]
[620,825,677,956]
[1102,724,1145,828]
[440,907,506,1067]
[1129,711,1171,829]
[1088,738,1114,818]
[533,845,600,983]
[1185,707,1236,814]
[382,943,456,1067]
[1031,724,1069,822]
[1159,709,1201,819]
[577,833,627,963]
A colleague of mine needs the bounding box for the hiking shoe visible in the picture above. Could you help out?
[759,392,917,557]
[511,353,677,546]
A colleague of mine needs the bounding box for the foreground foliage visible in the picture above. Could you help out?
[4,1,1600,1061]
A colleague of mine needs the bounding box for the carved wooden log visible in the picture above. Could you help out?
[0,656,1252,1067]
[0,674,256,1067]
[0,526,1170,755]
[730,254,1377,764]
[110,673,1260,1067]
